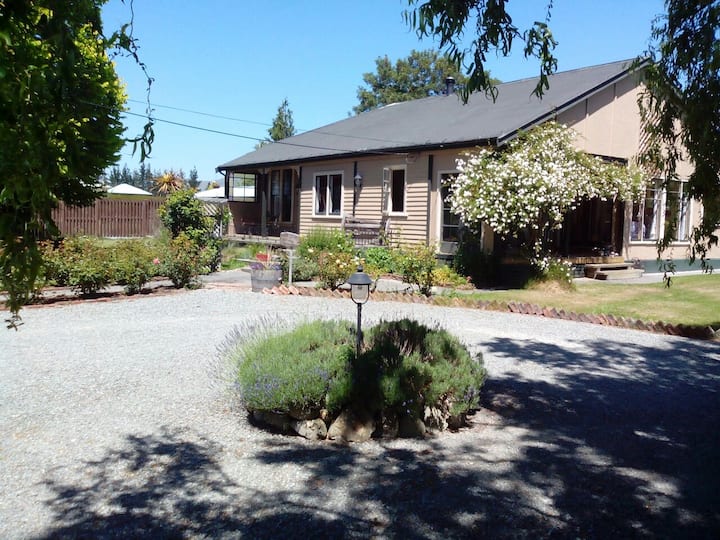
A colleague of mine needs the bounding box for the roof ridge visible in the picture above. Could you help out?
[497,57,638,87]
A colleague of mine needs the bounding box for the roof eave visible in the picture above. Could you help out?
[216,139,496,173]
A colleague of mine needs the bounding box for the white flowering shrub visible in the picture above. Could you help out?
[448,122,645,246]
[531,255,574,288]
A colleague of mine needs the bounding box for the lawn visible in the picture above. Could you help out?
[461,274,720,328]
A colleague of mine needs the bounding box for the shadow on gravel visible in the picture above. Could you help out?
[41,428,350,539]
[473,337,720,538]
[40,338,720,538]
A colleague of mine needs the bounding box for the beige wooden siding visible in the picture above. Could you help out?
[298,156,434,246]
[559,74,643,159]
[298,161,351,236]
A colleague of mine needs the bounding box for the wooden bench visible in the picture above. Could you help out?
[342,216,389,247]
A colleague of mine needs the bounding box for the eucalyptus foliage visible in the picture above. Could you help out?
[447,122,645,250]
[404,1,556,101]
[640,0,720,268]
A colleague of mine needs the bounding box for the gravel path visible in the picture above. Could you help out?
[1,286,719,538]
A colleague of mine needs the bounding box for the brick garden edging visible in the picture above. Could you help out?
[262,285,718,341]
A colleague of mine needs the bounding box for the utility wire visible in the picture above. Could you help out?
[125,98,417,146]
[127,98,272,127]
[118,108,407,156]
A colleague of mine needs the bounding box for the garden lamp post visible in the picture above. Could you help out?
[347,265,372,358]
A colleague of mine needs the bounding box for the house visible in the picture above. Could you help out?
[106,183,153,197]
[217,59,717,269]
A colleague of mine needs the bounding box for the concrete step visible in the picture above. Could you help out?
[584,262,635,279]
[594,268,645,281]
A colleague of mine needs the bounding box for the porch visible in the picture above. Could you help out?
[225,168,300,239]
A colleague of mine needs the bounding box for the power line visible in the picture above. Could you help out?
[118,108,407,156]
[125,98,417,146]
[127,98,272,127]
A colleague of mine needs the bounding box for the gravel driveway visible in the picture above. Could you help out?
[1,286,719,538]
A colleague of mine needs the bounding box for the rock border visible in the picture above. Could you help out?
[261,285,718,341]
[15,281,716,341]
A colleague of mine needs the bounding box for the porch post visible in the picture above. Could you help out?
[426,154,433,245]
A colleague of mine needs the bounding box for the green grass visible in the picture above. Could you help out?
[453,274,720,328]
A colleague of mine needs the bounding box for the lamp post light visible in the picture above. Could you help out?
[347,265,372,358]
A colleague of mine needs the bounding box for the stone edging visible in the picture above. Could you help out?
[261,285,718,341]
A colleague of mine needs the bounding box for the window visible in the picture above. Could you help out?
[631,179,691,242]
[228,172,256,202]
[383,167,406,214]
[314,173,342,216]
[281,169,293,222]
[269,169,294,222]
[665,180,691,241]
[440,173,461,242]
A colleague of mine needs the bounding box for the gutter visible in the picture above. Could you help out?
[215,140,496,174]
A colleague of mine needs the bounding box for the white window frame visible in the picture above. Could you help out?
[313,171,343,218]
[630,178,692,243]
[383,166,407,216]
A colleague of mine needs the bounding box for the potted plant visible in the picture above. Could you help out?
[249,248,282,292]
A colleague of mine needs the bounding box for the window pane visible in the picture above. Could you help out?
[282,169,293,222]
[329,174,342,215]
[270,171,281,220]
[391,169,405,212]
[677,191,690,241]
[666,180,690,241]
[631,201,643,240]
[441,175,461,242]
[642,182,662,240]
[315,175,327,215]
[229,172,256,202]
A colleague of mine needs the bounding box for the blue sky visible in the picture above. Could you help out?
[102,0,666,184]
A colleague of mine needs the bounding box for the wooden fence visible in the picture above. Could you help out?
[52,197,164,237]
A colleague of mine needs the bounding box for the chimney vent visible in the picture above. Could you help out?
[445,77,456,95]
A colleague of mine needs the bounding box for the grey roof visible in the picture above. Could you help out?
[218,59,644,171]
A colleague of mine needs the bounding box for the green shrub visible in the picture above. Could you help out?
[58,236,113,295]
[298,228,354,262]
[158,189,227,272]
[395,243,438,295]
[227,318,486,429]
[432,265,471,287]
[360,246,397,274]
[360,319,486,417]
[232,320,355,414]
[40,240,70,286]
[279,252,319,282]
[452,230,499,287]
[528,255,575,290]
[159,189,213,238]
[111,239,157,294]
[158,232,212,288]
[316,251,355,289]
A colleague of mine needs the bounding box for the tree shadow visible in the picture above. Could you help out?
[249,336,720,537]
[474,336,720,537]
[40,337,720,538]
[41,428,353,539]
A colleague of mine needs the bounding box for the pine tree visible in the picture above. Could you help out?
[268,99,296,141]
